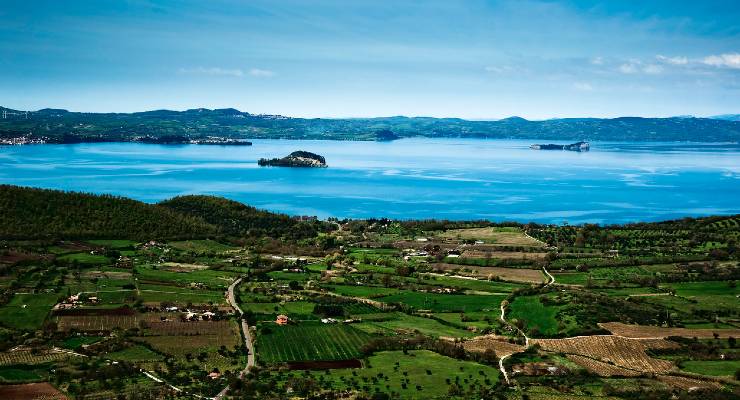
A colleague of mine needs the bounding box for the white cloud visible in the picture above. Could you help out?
[249,68,276,77]
[484,66,513,73]
[702,53,740,69]
[619,63,638,74]
[656,55,688,65]
[573,82,593,91]
[590,57,604,65]
[179,67,244,77]
[618,61,662,75]
[642,64,663,74]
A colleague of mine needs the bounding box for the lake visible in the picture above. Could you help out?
[1,139,739,224]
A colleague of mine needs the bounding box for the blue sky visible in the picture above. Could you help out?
[1,0,739,119]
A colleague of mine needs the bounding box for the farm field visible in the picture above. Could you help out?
[0,187,739,399]
[297,350,500,398]
[431,264,545,283]
[0,293,59,331]
[0,382,68,400]
[435,227,543,247]
[531,335,678,374]
[378,291,506,312]
[680,360,740,377]
[599,322,740,339]
[352,312,477,338]
[508,295,561,337]
[257,322,372,364]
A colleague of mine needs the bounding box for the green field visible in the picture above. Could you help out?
[326,284,401,298]
[0,366,46,382]
[680,360,740,377]
[257,323,372,364]
[417,274,524,293]
[378,291,505,312]
[300,350,499,398]
[352,312,476,338]
[86,239,137,248]
[0,293,59,330]
[137,283,226,305]
[57,252,111,265]
[508,295,561,336]
[107,345,163,362]
[136,265,239,289]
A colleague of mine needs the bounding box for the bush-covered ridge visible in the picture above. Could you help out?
[159,195,327,240]
[0,186,325,241]
[0,185,215,241]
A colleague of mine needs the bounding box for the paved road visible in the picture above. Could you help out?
[214,277,255,399]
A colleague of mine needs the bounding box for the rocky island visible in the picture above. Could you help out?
[258,151,327,168]
[530,141,589,151]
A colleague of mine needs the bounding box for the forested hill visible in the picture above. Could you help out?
[1,106,740,142]
[0,185,215,241]
[0,186,323,241]
[159,195,328,240]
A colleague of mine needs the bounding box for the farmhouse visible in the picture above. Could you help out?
[276,314,289,325]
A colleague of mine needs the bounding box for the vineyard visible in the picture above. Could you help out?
[531,335,678,374]
[0,348,77,366]
[56,315,139,331]
[143,316,236,336]
[257,323,372,364]
[564,354,641,377]
[599,322,740,339]
[461,334,526,357]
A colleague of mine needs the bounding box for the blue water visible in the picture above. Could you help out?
[1,139,739,224]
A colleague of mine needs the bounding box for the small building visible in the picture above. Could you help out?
[276,314,289,325]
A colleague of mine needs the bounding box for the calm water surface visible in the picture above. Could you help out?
[1,139,739,224]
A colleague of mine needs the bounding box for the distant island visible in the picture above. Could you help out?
[2,106,740,143]
[530,141,590,151]
[258,151,327,168]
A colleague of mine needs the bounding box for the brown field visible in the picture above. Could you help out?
[0,348,76,366]
[531,335,678,374]
[600,322,740,339]
[140,332,239,354]
[0,383,68,400]
[82,270,132,280]
[461,334,527,357]
[435,228,545,247]
[56,315,139,331]
[655,375,723,390]
[565,354,641,377]
[431,263,545,283]
[160,262,210,272]
[142,315,237,336]
[460,250,547,260]
[137,318,241,371]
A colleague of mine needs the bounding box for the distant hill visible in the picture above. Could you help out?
[1,106,740,142]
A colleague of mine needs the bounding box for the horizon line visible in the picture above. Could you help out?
[1,104,737,122]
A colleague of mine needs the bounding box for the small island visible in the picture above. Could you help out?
[258,151,327,168]
[530,141,589,151]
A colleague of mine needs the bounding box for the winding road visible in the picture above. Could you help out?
[214,277,255,399]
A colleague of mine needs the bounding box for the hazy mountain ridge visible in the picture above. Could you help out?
[1,106,739,142]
